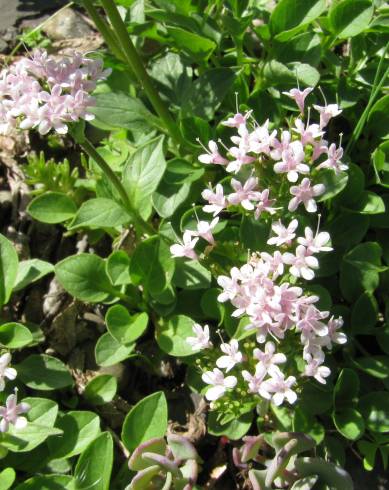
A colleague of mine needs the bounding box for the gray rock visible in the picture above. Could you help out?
[42,8,93,41]
[0,0,65,31]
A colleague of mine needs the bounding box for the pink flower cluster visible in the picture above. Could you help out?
[0,49,110,135]
[0,353,30,432]
[171,87,348,407]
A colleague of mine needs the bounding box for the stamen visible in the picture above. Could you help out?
[318,86,327,106]
[196,137,211,154]
[235,91,239,113]
[218,138,230,153]
[339,132,343,148]
[315,214,322,237]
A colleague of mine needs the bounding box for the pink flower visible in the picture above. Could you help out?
[192,217,219,245]
[228,177,261,210]
[270,130,291,160]
[282,87,313,114]
[313,103,342,129]
[242,364,267,394]
[316,143,347,174]
[319,316,347,349]
[222,111,251,128]
[254,189,277,219]
[293,119,323,145]
[259,366,297,405]
[217,267,242,302]
[297,227,332,254]
[216,339,243,372]
[249,120,277,155]
[0,390,30,433]
[202,368,237,401]
[296,304,329,341]
[312,139,328,161]
[282,245,319,280]
[267,219,298,247]
[0,353,17,392]
[186,323,212,351]
[227,146,255,173]
[202,184,227,216]
[198,140,228,165]
[170,231,199,260]
[304,355,331,384]
[274,140,309,182]
[288,178,325,213]
[253,341,286,368]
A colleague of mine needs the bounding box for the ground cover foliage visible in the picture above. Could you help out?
[0,0,388,488]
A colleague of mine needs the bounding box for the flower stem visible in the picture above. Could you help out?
[99,0,184,146]
[79,136,155,236]
[82,0,126,62]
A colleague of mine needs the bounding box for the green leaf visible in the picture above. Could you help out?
[75,432,113,490]
[270,0,326,41]
[0,234,19,307]
[345,191,386,215]
[90,92,156,132]
[328,213,369,248]
[340,242,382,301]
[359,392,389,433]
[353,356,389,379]
[167,27,216,61]
[95,332,136,367]
[263,61,320,87]
[123,136,166,220]
[333,408,365,440]
[172,259,211,290]
[48,411,101,458]
[106,305,148,344]
[13,259,54,292]
[130,236,175,296]
[106,250,131,286]
[329,0,374,39]
[239,216,270,251]
[156,315,196,357]
[317,170,348,202]
[84,375,118,406]
[27,192,77,224]
[377,325,389,354]
[333,369,360,408]
[1,397,59,452]
[14,475,75,489]
[55,254,115,303]
[152,181,191,218]
[0,322,33,348]
[17,354,73,390]
[182,68,236,119]
[351,292,378,333]
[208,411,252,440]
[0,468,15,490]
[121,391,168,451]
[293,408,325,444]
[68,198,130,230]
[367,94,389,139]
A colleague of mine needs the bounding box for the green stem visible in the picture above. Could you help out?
[346,44,389,155]
[82,0,126,62]
[79,137,155,236]
[100,0,183,146]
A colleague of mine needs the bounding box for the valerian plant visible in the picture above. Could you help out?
[0,0,388,488]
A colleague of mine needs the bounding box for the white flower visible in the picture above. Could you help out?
[253,341,286,368]
[192,217,219,245]
[297,227,332,254]
[216,339,243,372]
[273,140,309,183]
[186,323,212,351]
[267,219,298,247]
[319,316,347,349]
[0,353,17,392]
[202,368,237,401]
[170,231,199,260]
[288,178,325,213]
[260,365,297,406]
[317,143,348,174]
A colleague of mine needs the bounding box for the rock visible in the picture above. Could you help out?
[42,8,93,41]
